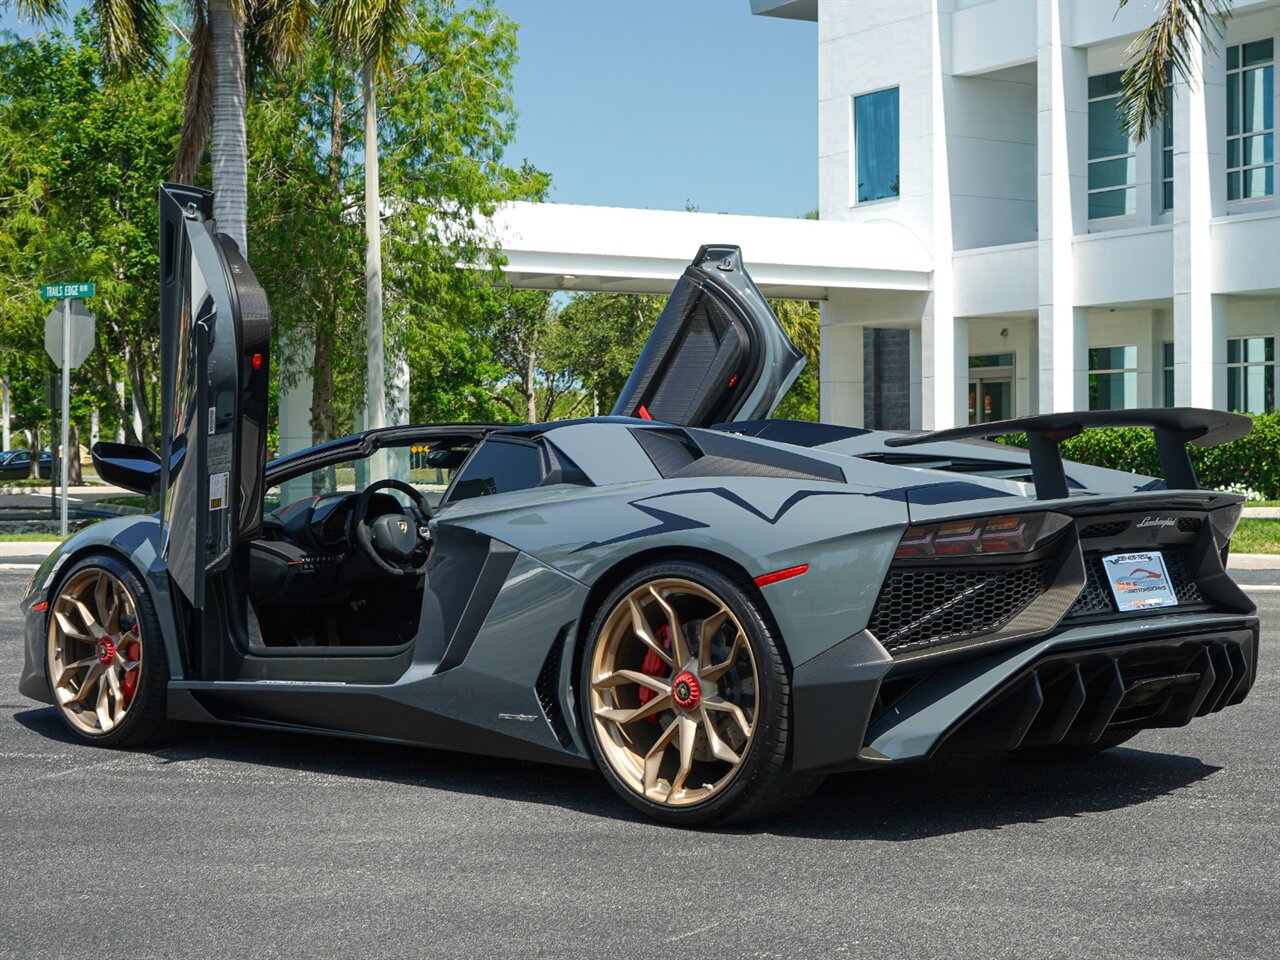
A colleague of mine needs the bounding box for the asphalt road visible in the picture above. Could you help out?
[1,567,1277,960]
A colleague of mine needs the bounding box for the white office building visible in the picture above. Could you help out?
[751,0,1280,429]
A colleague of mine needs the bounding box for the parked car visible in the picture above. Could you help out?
[16,183,1260,826]
[0,449,52,480]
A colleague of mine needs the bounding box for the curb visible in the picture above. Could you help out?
[0,542,61,562]
[1226,553,1280,571]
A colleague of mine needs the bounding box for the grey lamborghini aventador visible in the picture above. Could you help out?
[17,183,1259,825]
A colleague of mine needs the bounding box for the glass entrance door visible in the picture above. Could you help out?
[968,353,1015,425]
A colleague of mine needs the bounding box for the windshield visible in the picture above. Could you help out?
[264,440,476,516]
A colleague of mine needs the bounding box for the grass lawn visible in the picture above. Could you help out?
[1232,518,1280,554]
[0,532,68,542]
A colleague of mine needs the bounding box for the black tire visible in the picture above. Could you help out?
[579,559,822,827]
[1017,730,1138,760]
[45,553,175,748]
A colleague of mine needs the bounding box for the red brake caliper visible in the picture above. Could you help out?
[637,624,671,724]
[120,628,141,707]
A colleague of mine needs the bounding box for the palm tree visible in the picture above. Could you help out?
[1118,0,1235,143]
[4,0,310,255]
[326,0,413,434]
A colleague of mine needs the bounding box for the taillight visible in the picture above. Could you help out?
[894,514,1063,559]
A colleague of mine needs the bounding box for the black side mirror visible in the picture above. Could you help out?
[91,442,162,495]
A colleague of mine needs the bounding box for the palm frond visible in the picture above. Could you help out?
[93,0,165,74]
[248,0,315,70]
[10,0,67,21]
[1117,0,1235,143]
[324,0,413,75]
[173,0,214,181]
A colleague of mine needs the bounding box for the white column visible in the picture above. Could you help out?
[1036,0,1088,413]
[921,298,968,428]
[819,298,865,427]
[277,328,316,503]
[1,376,9,451]
[908,328,923,429]
[386,352,410,479]
[130,394,143,442]
[114,382,126,443]
[1173,27,1227,408]
[923,1,961,429]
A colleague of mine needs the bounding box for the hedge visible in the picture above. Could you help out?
[995,412,1280,500]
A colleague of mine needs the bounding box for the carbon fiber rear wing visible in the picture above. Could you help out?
[883,408,1252,500]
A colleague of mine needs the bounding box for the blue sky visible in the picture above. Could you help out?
[494,0,817,216]
[2,0,817,217]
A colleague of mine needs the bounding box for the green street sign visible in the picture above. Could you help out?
[40,282,95,300]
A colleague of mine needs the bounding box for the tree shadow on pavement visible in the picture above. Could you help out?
[13,706,1220,838]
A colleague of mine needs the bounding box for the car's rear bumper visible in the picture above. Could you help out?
[791,611,1259,774]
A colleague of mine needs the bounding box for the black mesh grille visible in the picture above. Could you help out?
[868,562,1053,654]
[1068,548,1203,619]
[1177,517,1202,533]
[535,638,572,747]
[1166,550,1203,603]
[1080,520,1128,539]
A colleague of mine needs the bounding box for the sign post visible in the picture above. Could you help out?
[41,283,95,537]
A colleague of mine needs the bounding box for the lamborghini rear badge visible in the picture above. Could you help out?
[498,713,537,723]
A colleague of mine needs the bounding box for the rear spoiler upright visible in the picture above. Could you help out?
[884,408,1252,500]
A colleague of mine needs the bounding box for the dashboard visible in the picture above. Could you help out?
[249,491,420,604]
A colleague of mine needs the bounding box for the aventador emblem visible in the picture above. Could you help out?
[397,519,408,534]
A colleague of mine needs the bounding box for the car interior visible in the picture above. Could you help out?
[239,442,475,653]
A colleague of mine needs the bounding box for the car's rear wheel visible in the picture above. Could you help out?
[46,555,173,747]
[580,561,821,826]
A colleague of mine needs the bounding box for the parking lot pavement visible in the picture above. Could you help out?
[2,568,1277,960]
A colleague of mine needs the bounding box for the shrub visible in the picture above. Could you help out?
[996,412,1280,499]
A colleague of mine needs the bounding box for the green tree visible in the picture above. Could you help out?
[247,0,540,441]
[325,0,413,434]
[0,17,183,459]
[769,299,820,422]
[551,292,663,415]
[3,0,313,253]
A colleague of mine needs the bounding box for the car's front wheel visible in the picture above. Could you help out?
[45,555,173,747]
[580,560,821,826]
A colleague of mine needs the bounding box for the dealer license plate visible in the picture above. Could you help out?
[1101,551,1179,612]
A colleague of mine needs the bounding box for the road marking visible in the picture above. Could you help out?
[0,563,40,571]
[1242,584,1280,591]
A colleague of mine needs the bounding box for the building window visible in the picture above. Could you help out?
[1161,88,1174,210]
[854,87,899,203]
[1088,71,1137,219]
[1162,341,1175,405]
[1227,336,1275,413]
[1226,39,1275,201]
[1089,345,1138,409]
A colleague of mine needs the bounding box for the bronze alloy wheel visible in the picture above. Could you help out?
[46,566,144,736]
[588,577,760,807]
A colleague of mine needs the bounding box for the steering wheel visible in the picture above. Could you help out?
[351,478,433,577]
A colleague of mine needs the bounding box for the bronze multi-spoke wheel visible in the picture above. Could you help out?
[581,561,821,826]
[45,556,171,746]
